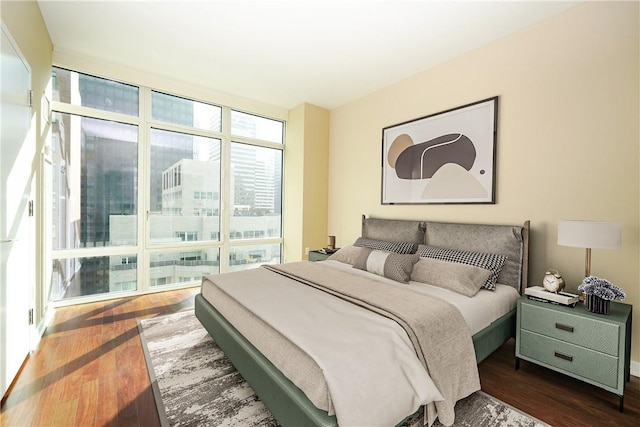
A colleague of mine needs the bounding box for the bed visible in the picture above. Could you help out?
[195,216,530,426]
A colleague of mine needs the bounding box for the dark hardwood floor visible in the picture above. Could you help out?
[480,339,639,426]
[1,287,638,426]
[0,287,200,427]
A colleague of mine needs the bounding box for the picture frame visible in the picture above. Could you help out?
[381,96,498,205]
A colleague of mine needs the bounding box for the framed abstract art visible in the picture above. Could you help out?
[381,97,498,204]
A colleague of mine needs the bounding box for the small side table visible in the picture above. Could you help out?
[308,250,332,262]
[515,296,632,412]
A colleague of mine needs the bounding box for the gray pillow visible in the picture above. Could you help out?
[353,248,419,283]
[410,258,492,297]
[353,237,417,254]
[327,245,362,265]
[423,222,524,290]
[416,245,507,290]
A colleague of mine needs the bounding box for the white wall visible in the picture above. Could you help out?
[1,0,53,338]
[328,2,640,368]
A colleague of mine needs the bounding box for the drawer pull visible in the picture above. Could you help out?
[554,351,573,362]
[555,322,574,333]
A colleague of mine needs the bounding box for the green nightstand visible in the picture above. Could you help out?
[515,296,632,411]
[308,250,331,262]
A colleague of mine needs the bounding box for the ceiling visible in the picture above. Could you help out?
[37,1,579,110]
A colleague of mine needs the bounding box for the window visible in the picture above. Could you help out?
[113,280,136,292]
[149,128,221,244]
[53,68,138,115]
[50,67,284,303]
[230,143,282,241]
[121,256,137,265]
[51,114,138,249]
[149,249,219,287]
[231,110,283,143]
[229,244,281,272]
[176,232,198,241]
[51,255,138,300]
[152,91,221,131]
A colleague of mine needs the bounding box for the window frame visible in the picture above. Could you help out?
[50,67,285,305]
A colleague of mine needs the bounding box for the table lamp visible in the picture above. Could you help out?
[557,220,622,278]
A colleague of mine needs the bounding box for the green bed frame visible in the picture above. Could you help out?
[194,218,528,426]
[195,293,516,427]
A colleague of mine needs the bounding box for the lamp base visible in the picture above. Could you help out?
[585,294,610,315]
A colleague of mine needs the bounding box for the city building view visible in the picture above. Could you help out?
[50,68,283,301]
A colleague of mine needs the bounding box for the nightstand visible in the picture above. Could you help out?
[515,296,632,411]
[308,250,331,262]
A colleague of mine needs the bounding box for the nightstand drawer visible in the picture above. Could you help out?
[520,303,619,356]
[519,330,619,389]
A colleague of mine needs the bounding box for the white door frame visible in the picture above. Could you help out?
[1,21,35,400]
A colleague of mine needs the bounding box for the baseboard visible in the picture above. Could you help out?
[632,360,639,378]
[33,304,55,350]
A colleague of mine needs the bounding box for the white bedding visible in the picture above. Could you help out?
[201,260,519,427]
[210,265,446,427]
[322,260,520,335]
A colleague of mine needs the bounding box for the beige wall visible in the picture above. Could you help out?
[284,103,330,261]
[301,104,330,255]
[328,2,640,368]
[284,105,306,261]
[1,1,53,331]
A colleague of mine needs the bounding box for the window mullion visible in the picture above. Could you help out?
[138,87,151,293]
[220,107,232,273]
[50,101,140,126]
[147,119,224,141]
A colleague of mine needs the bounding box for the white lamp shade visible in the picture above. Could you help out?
[557,220,622,249]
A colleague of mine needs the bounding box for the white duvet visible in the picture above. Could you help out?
[213,266,445,427]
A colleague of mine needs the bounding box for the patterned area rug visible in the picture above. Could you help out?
[139,310,549,427]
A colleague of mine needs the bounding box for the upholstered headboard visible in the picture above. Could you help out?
[361,217,425,244]
[362,215,529,293]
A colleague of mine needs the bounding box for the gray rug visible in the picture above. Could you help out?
[139,310,549,427]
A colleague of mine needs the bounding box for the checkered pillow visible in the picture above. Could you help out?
[417,245,507,290]
[353,237,417,254]
[353,248,419,283]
